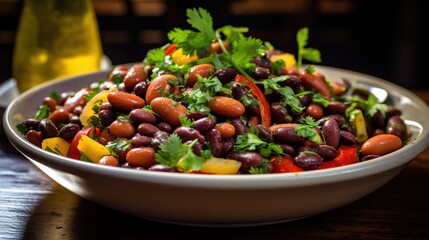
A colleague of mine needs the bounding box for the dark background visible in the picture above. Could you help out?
[1,0,427,89]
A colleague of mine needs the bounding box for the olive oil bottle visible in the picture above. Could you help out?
[13,0,102,92]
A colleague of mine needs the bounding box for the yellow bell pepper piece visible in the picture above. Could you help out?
[77,135,111,163]
[351,109,368,142]
[171,48,198,65]
[80,90,112,128]
[269,53,296,67]
[200,157,241,174]
[42,137,70,157]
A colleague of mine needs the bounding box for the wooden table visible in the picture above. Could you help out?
[1,91,428,240]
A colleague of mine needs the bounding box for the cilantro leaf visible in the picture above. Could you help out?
[351,93,388,118]
[145,47,165,64]
[294,116,321,144]
[296,27,321,68]
[231,37,262,71]
[234,130,283,158]
[106,138,130,157]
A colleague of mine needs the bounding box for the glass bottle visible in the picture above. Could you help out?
[12,0,102,92]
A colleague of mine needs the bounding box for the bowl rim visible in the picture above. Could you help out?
[3,65,429,189]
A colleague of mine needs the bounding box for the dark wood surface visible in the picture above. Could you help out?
[1,92,428,240]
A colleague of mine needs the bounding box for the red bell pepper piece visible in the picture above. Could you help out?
[319,145,358,169]
[67,128,93,160]
[164,44,177,55]
[270,155,303,173]
[234,74,271,128]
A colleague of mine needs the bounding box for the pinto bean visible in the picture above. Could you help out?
[208,96,245,118]
[145,74,178,104]
[186,63,214,86]
[123,63,147,91]
[150,97,187,126]
[125,147,156,169]
[108,91,145,112]
[322,119,340,148]
[361,134,402,156]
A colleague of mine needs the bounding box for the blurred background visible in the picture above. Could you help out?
[1,0,427,89]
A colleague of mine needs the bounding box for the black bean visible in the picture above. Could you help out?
[313,145,337,160]
[282,75,301,90]
[99,102,112,112]
[299,95,312,107]
[228,151,262,171]
[173,127,205,144]
[39,119,58,138]
[293,152,323,170]
[205,129,222,157]
[386,108,402,118]
[246,104,261,117]
[58,123,80,141]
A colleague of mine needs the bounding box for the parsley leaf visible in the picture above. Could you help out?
[296,27,321,68]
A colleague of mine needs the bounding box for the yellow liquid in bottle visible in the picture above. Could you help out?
[13,0,102,92]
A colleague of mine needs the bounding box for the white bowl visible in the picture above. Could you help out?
[3,66,429,227]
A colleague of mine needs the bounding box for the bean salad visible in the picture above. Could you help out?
[17,8,408,174]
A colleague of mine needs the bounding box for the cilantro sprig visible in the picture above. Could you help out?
[294,116,321,144]
[234,127,283,158]
[296,27,321,69]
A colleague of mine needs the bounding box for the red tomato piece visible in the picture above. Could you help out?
[270,156,303,173]
[67,128,93,160]
[234,74,272,128]
[164,44,177,55]
[319,145,358,169]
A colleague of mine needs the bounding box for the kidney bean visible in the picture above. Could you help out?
[326,101,346,115]
[252,67,270,79]
[251,56,271,69]
[386,115,407,140]
[99,110,116,127]
[231,118,247,136]
[214,122,235,139]
[208,96,245,118]
[184,140,203,156]
[215,68,237,84]
[58,92,72,106]
[148,164,177,172]
[279,144,296,156]
[282,75,301,90]
[297,145,313,154]
[299,71,331,99]
[151,131,170,151]
[58,123,80,141]
[174,127,205,144]
[270,102,289,124]
[156,122,173,133]
[48,108,70,126]
[194,117,215,134]
[386,108,402,118]
[98,129,115,146]
[129,108,156,125]
[299,95,312,107]
[246,104,261,117]
[329,114,345,126]
[99,102,112,112]
[110,120,135,138]
[145,74,178,104]
[26,130,42,147]
[138,123,160,137]
[205,129,222,157]
[322,119,340,148]
[99,156,119,167]
[133,81,148,99]
[273,125,305,143]
[151,97,187,126]
[42,97,57,112]
[361,134,402,156]
[256,124,273,143]
[231,82,247,100]
[306,103,324,120]
[186,63,214,87]
[313,145,337,160]
[131,134,152,147]
[108,91,145,112]
[372,129,385,136]
[228,151,262,171]
[39,119,58,138]
[25,119,41,131]
[372,111,385,129]
[219,138,235,158]
[361,154,381,161]
[185,112,208,120]
[63,89,88,113]
[293,152,323,170]
[70,115,82,128]
[123,63,147,91]
[126,147,156,169]
[108,65,128,82]
[339,130,356,145]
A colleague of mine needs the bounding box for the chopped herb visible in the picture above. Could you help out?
[351,93,388,117]
[312,93,330,107]
[234,128,283,158]
[32,104,49,120]
[145,47,166,64]
[294,117,321,144]
[106,138,131,157]
[50,91,60,102]
[16,122,28,135]
[80,152,93,162]
[296,27,321,68]
[249,159,270,174]
[89,115,102,129]
[179,115,194,127]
